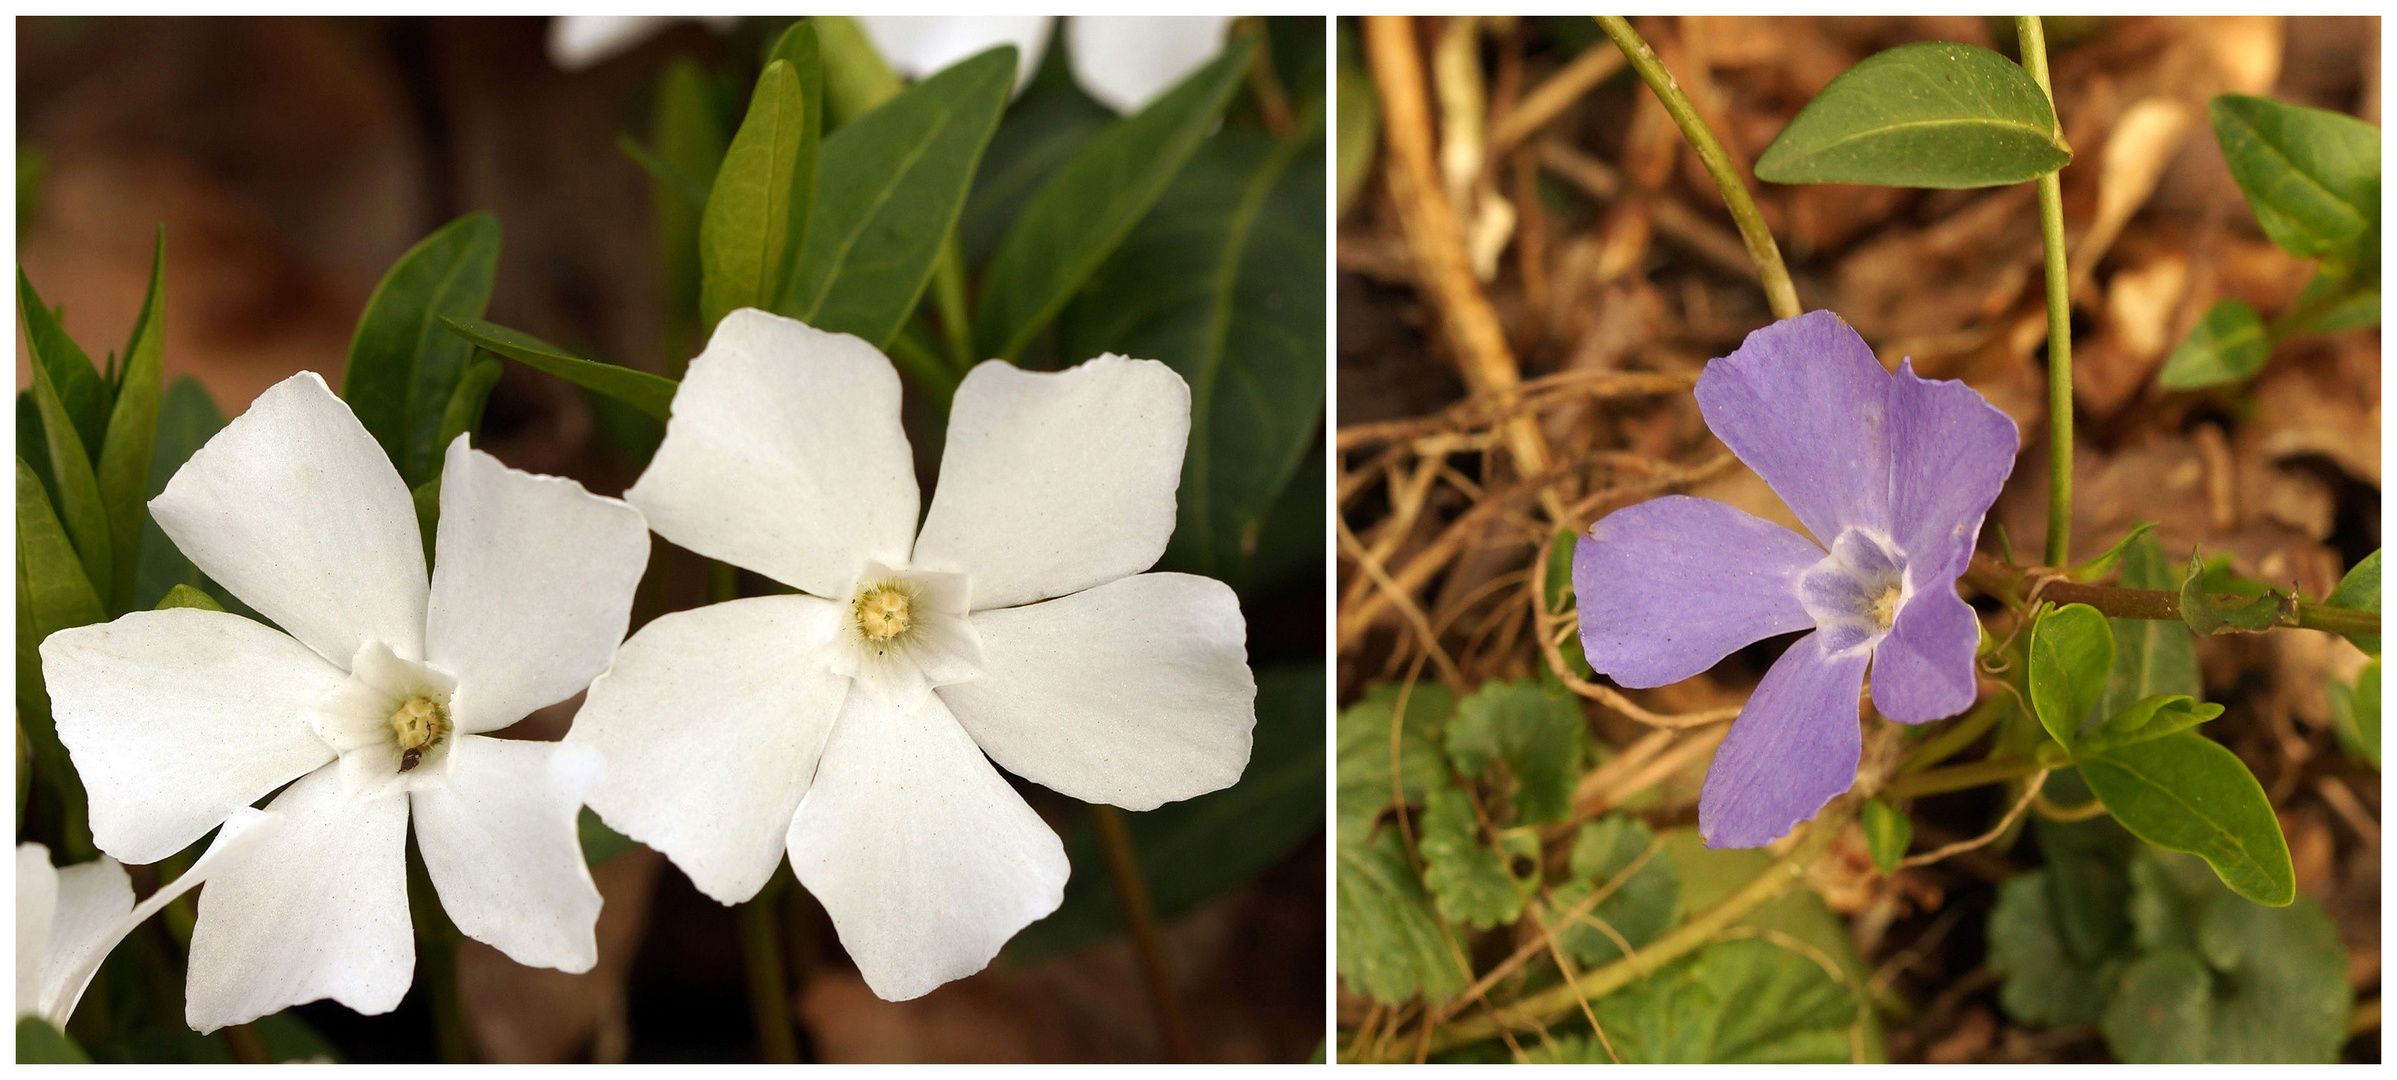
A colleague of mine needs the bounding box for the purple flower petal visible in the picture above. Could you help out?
[1698,632,1868,848]
[1694,311,1893,546]
[1886,359,2019,581]
[1870,582,1982,724]
[1575,495,1821,689]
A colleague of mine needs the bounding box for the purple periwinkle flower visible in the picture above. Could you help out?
[1572,311,2018,848]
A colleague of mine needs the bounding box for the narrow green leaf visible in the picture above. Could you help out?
[15,271,110,461]
[975,36,1258,361]
[780,45,1014,349]
[17,457,105,640]
[2068,520,2157,582]
[2323,548,2380,655]
[1754,40,2072,188]
[2081,731,2295,906]
[21,281,112,598]
[340,213,502,487]
[154,583,224,612]
[2178,548,2290,634]
[2029,603,2113,750]
[1860,797,1912,872]
[617,132,711,209]
[960,75,1115,266]
[1338,829,1469,1005]
[2209,94,2380,269]
[431,355,503,461]
[412,476,440,573]
[699,59,817,335]
[1446,679,1585,825]
[95,229,167,614]
[645,55,733,373]
[812,15,902,129]
[1060,110,1326,586]
[133,377,236,613]
[2157,299,2269,389]
[439,318,678,421]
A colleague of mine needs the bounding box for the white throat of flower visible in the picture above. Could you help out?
[1797,528,1911,656]
[823,561,986,707]
[310,641,463,794]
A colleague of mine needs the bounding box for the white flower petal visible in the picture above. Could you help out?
[1066,16,1234,114]
[942,572,1254,810]
[857,15,1050,93]
[18,844,58,1018]
[544,15,730,72]
[627,310,920,599]
[42,609,342,865]
[149,371,428,667]
[428,438,650,734]
[185,768,413,1033]
[785,690,1067,1001]
[412,737,604,973]
[569,595,849,905]
[913,356,1190,610]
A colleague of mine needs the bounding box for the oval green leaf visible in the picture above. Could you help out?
[2081,731,2295,907]
[2029,602,2113,751]
[438,317,678,422]
[19,288,112,601]
[2157,298,2268,390]
[340,212,502,488]
[699,58,817,335]
[2209,93,2380,267]
[1860,797,1912,873]
[2323,548,2379,656]
[1755,40,2071,189]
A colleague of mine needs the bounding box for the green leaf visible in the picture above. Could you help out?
[1060,111,1326,587]
[132,378,241,615]
[1986,871,2120,1028]
[20,274,114,599]
[2037,806,2140,974]
[17,457,105,641]
[1542,525,1578,612]
[1532,937,1858,1063]
[2029,602,2113,750]
[2101,848,2351,1062]
[2329,658,2379,769]
[579,806,638,866]
[340,213,502,487]
[2157,299,2269,389]
[1335,21,1379,218]
[2208,94,2380,270]
[2287,268,2379,333]
[439,318,678,421]
[1335,681,1455,845]
[2080,731,2295,906]
[644,55,733,372]
[17,1016,89,1064]
[1547,813,1678,968]
[812,16,903,129]
[1337,829,1468,1005]
[2178,548,2290,634]
[94,230,167,614]
[1446,679,1585,825]
[1753,40,2071,189]
[1859,798,1911,872]
[960,75,1115,266]
[1418,785,1529,930]
[16,272,110,461]
[780,45,1014,350]
[699,58,818,335]
[2080,694,2223,754]
[2323,548,2380,655]
[2068,521,2157,582]
[2099,534,2201,720]
[974,36,1257,361]
[432,356,503,459]
[154,583,223,612]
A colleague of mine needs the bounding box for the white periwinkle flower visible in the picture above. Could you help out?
[859,15,1236,113]
[17,809,275,1031]
[39,372,650,1032]
[569,308,1257,1001]
[545,15,739,72]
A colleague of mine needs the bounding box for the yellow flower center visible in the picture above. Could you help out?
[389,695,451,773]
[1870,583,1903,632]
[854,583,914,643]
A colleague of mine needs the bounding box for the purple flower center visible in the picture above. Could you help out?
[1797,529,1909,655]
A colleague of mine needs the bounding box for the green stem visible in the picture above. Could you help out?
[1964,554,2381,635]
[1881,755,2048,800]
[1092,803,1197,1062]
[738,874,800,1063]
[1594,16,1800,321]
[405,840,469,1064]
[1426,796,1856,1053]
[931,230,976,372]
[1896,695,2014,776]
[2018,16,2074,568]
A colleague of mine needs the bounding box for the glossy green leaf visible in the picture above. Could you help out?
[94,230,167,615]
[781,45,1014,350]
[2323,548,2379,655]
[1061,112,1326,587]
[1531,938,1858,1063]
[2080,694,2223,755]
[18,457,105,640]
[2099,534,2201,720]
[2080,731,2294,906]
[699,58,817,334]
[642,55,732,371]
[1859,798,1911,873]
[16,272,109,461]
[1446,678,1586,825]
[1547,813,1678,967]
[2178,548,2289,634]
[812,15,902,129]
[2209,94,2381,269]
[1337,828,1468,1005]
[1753,40,2070,189]
[960,75,1115,266]
[132,378,239,614]
[439,318,678,422]
[20,281,112,600]
[2028,602,2112,750]
[16,1017,88,1064]
[1335,21,1378,218]
[2068,520,2157,582]
[1986,871,2120,1028]
[2157,299,2268,389]
[975,36,1257,361]
[340,212,502,487]
[1418,786,1529,930]
[153,583,223,612]
[1335,680,1454,845]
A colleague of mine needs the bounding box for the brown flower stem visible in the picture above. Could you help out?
[1964,553,2380,636]
[1092,802,1197,1062]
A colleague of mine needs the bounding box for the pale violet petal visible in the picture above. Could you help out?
[1574,495,1822,688]
[1698,633,1869,849]
[41,809,278,1030]
[913,356,1190,610]
[42,609,341,865]
[427,438,650,734]
[786,690,1067,1001]
[17,845,58,1018]
[1066,16,1234,114]
[185,768,412,1033]
[941,573,1254,811]
[857,15,1050,92]
[1886,358,2020,582]
[627,310,919,600]
[412,737,603,973]
[569,595,850,905]
[1870,583,1984,725]
[1692,311,1894,547]
[149,370,428,667]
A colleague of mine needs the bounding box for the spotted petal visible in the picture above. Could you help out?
[1693,310,1894,546]
[1574,495,1822,688]
[1698,632,1868,849]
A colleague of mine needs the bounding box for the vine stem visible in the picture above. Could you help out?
[1593,16,1799,321]
[1092,803,1198,1062]
[1881,755,2050,800]
[1963,553,2381,636]
[2017,16,2075,568]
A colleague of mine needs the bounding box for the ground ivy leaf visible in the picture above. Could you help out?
[2323,548,2380,656]
[1545,937,1859,1063]
[1547,813,1678,967]
[1334,681,1454,846]
[2157,299,2269,390]
[2100,534,2201,719]
[1445,679,1585,825]
[340,212,502,488]
[2029,602,2112,750]
[1337,828,1468,1005]
[1753,40,2071,189]
[1986,871,2120,1028]
[1418,786,1524,930]
[2081,731,2295,906]
[2208,94,2381,270]
[2035,805,2140,967]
